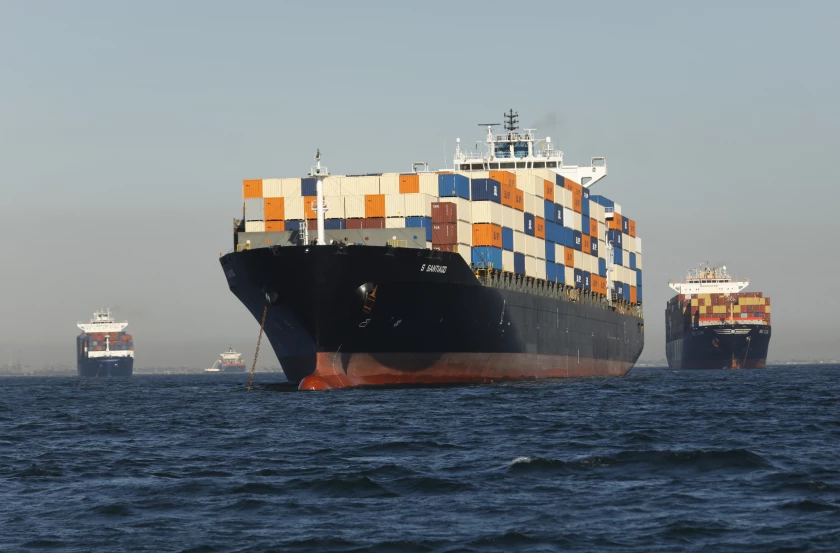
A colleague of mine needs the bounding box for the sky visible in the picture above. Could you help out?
[1,0,839,368]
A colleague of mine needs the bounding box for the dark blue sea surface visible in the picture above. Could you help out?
[1,366,839,552]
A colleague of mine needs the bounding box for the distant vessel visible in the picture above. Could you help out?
[666,266,771,369]
[76,309,134,377]
[205,347,247,373]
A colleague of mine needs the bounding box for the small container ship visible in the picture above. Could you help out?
[205,347,247,373]
[220,111,645,389]
[666,266,771,369]
[76,309,134,377]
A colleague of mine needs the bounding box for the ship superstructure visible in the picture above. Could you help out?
[76,308,134,377]
[666,265,771,369]
[221,111,644,389]
[205,347,247,373]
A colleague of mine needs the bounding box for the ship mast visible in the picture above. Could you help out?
[309,149,329,246]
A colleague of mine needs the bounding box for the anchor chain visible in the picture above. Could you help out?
[247,305,269,391]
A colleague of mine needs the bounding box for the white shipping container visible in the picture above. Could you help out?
[244,221,265,232]
[324,196,345,219]
[281,178,303,197]
[563,207,575,229]
[344,196,365,219]
[323,176,344,197]
[555,243,565,262]
[627,235,637,253]
[503,250,514,272]
[565,266,575,285]
[560,188,572,208]
[457,221,472,245]
[262,178,282,198]
[533,176,544,199]
[525,235,538,258]
[379,173,400,195]
[385,194,405,217]
[457,246,471,268]
[525,255,537,277]
[504,206,524,233]
[517,174,537,195]
[513,230,526,253]
[451,198,472,223]
[635,237,642,254]
[244,197,264,221]
[282,197,302,220]
[574,250,583,268]
[636,253,643,270]
[598,239,606,259]
[358,176,381,195]
[613,202,622,215]
[598,222,607,239]
[573,211,583,231]
[523,192,537,214]
[403,193,435,217]
[623,249,631,268]
[536,259,547,280]
[419,173,438,196]
[593,203,605,223]
[472,201,503,224]
[386,217,405,229]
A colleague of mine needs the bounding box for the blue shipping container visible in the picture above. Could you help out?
[590,195,614,209]
[324,219,345,230]
[590,238,599,257]
[623,283,631,301]
[637,285,643,303]
[556,263,566,284]
[573,230,582,252]
[636,268,643,286]
[629,252,637,270]
[622,216,629,234]
[438,174,470,199]
[555,175,565,188]
[564,228,574,247]
[546,221,559,243]
[582,188,590,200]
[301,177,316,197]
[502,227,514,251]
[614,281,624,300]
[581,197,590,218]
[472,246,503,269]
[514,252,525,275]
[524,213,535,236]
[613,247,624,266]
[574,268,583,289]
[599,258,607,277]
[546,262,556,282]
[583,271,591,291]
[554,203,564,226]
[545,240,555,262]
[471,178,501,203]
[406,216,432,241]
[285,220,304,231]
[544,199,555,222]
[607,229,623,248]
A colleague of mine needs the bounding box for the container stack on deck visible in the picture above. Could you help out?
[666,293,771,340]
[79,332,134,352]
[240,169,643,305]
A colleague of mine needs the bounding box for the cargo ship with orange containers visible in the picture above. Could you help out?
[76,308,135,377]
[220,111,644,390]
[666,266,771,369]
[204,347,247,373]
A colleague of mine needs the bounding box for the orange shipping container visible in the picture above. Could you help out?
[535,216,545,239]
[564,179,582,197]
[243,179,263,199]
[472,223,503,248]
[628,219,636,237]
[489,170,516,187]
[572,193,582,213]
[264,197,285,221]
[609,213,623,231]
[582,234,591,253]
[589,217,598,240]
[564,247,574,268]
[630,286,638,304]
[304,195,317,220]
[513,189,524,211]
[543,180,554,202]
[399,174,419,194]
[501,182,515,208]
[266,220,285,232]
[365,194,386,218]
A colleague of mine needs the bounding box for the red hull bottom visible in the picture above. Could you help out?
[678,359,768,370]
[297,352,635,390]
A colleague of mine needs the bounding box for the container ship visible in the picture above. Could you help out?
[205,347,247,373]
[76,308,134,377]
[220,111,644,390]
[666,266,771,369]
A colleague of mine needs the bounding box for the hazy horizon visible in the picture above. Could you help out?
[2,1,839,368]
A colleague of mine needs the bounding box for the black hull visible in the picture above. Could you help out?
[220,245,644,389]
[77,357,134,377]
[666,326,771,369]
[222,365,246,373]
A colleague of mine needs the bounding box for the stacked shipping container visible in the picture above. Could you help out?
[666,293,771,340]
[241,169,643,304]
